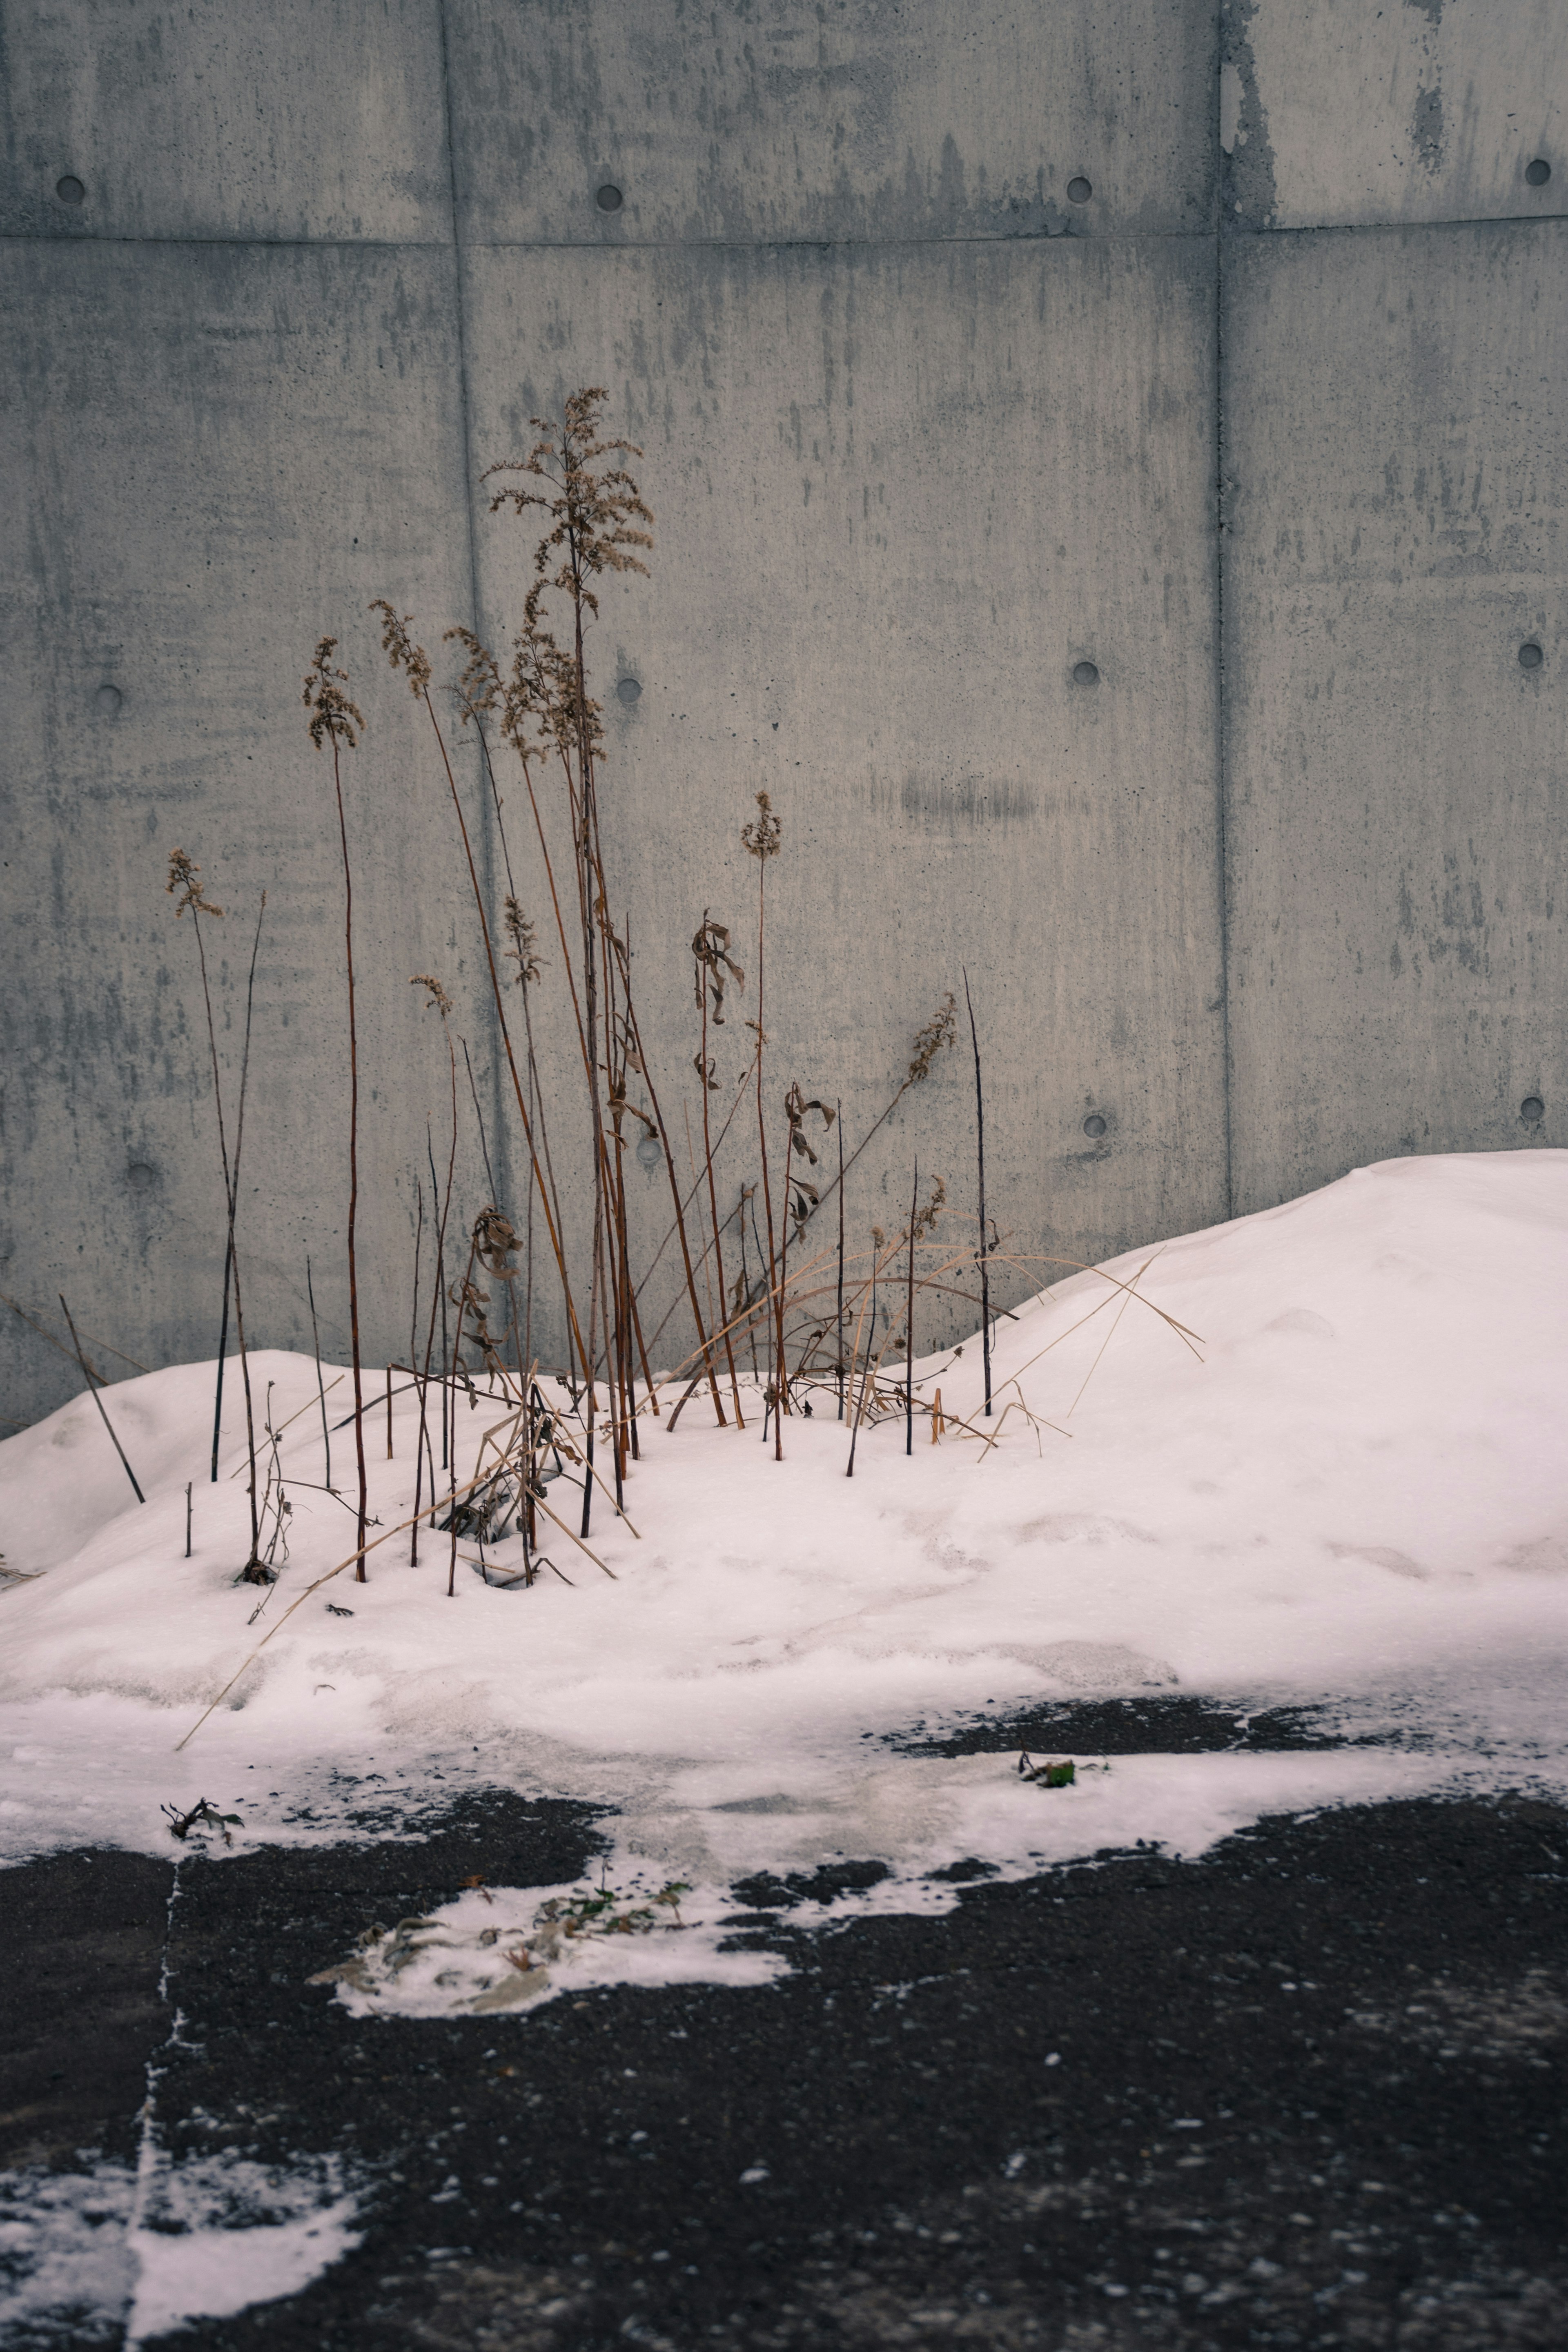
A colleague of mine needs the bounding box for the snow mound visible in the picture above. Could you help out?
[2,1150,1566,1885]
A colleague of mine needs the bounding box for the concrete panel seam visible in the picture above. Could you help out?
[437,0,511,1231]
[0,233,454,255]
[1214,223,1235,1223]
[1219,212,1568,245]
[432,229,1222,256]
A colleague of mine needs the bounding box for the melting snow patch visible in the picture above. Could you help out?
[0,2151,361,2346]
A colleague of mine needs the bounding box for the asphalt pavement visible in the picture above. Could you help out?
[3,1754,1565,2348]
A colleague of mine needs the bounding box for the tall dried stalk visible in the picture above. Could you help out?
[835,1104,846,1419]
[741,791,783,1453]
[306,1253,332,1493]
[166,851,264,1569]
[906,1160,918,1456]
[303,641,370,1571]
[411,979,459,1557]
[370,604,600,1488]
[962,969,993,1417]
[693,914,746,1425]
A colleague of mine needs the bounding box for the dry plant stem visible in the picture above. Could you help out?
[568,600,608,1535]
[0,1294,142,1388]
[462,1035,499,1205]
[1064,1255,1156,1419]
[329,737,370,1572]
[740,793,784,1456]
[438,1201,453,1471]
[58,1293,144,1502]
[776,1096,791,1446]
[229,1374,343,1472]
[407,1192,423,1560]
[413,686,591,1409]
[614,971,728,1428]
[211,1244,232,1483]
[777,993,954,1276]
[448,1227,482,1597]
[412,1129,445,1554]
[845,1278,884,1482]
[223,893,268,1567]
[843,1227,906,1477]
[634,1044,757,1315]
[305,1254,333,1494]
[698,960,745,1425]
[837,1106,846,1420]
[963,969,993,1417]
[179,893,235,1483]
[906,1160,918,1457]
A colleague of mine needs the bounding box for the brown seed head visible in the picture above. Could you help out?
[742,789,782,863]
[442,627,502,726]
[906,992,957,1086]
[504,896,544,987]
[410,972,453,1018]
[165,847,223,920]
[482,386,653,621]
[370,601,434,697]
[303,638,365,751]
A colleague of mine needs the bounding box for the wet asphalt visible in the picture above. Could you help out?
[3,1710,1566,2349]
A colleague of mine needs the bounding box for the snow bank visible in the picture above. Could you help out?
[2,1151,1566,1890]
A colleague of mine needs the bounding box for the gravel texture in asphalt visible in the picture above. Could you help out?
[4,1788,1566,2348]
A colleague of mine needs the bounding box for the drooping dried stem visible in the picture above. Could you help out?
[963,969,992,1418]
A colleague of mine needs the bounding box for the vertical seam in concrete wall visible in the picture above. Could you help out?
[1214,140,1236,1225]
[437,0,512,1227]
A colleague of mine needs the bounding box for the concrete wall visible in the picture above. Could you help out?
[2,0,1564,1428]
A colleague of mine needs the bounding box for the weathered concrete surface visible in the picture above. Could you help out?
[1224,0,1568,232]
[1223,220,1566,1211]
[448,0,1215,246]
[0,237,490,1413]
[464,236,1227,1327]
[2,1,1565,1426]
[0,0,451,244]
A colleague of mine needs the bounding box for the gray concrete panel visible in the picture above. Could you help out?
[447,0,1216,246]
[0,0,452,244]
[1225,0,1568,232]
[1223,222,1566,1214]
[460,238,1227,1354]
[0,237,488,1427]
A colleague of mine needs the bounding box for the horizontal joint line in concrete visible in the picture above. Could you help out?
[1221,209,1566,243]
[0,227,1223,259]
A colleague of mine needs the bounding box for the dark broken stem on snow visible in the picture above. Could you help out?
[306,1253,333,1494]
[58,1293,144,1503]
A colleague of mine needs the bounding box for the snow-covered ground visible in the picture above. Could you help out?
[4,1149,1565,2339]
[3,1147,1564,1908]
